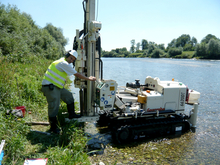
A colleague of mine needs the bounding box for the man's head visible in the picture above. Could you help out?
[65,50,78,64]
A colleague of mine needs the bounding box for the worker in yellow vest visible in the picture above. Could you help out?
[42,50,96,134]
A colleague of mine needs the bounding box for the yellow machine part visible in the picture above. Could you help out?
[138,95,147,104]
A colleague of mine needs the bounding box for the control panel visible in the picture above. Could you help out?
[96,80,117,111]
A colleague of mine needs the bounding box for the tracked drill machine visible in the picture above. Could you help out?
[70,0,200,143]
[105,77,200,143]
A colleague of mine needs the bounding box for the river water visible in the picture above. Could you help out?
[71,58,220,164]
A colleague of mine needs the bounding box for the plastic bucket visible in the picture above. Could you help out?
[15,106,26,117]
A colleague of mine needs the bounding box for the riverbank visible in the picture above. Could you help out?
[1,57,220,164]
[102,50,197,59]
[0,57,91,164]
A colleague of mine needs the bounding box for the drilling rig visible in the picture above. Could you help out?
[70,0,200,143]
[72,0,117,123]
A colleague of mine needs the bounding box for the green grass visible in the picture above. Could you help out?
[127,53,143,58]
[175,51,195,59]
[0,56,91,165]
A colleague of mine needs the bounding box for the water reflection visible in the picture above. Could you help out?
[85,122,197,164]
[85,121,220,164]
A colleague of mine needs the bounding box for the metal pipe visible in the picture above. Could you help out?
[188,103,198,132]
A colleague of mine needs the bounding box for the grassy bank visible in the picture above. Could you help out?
[175,51,195,59]
[0,57,90,165]
[126,51,196,58]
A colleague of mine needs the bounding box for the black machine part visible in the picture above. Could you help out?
[126,79,149,88]
[97,109,191,144]
[111,116,191,144]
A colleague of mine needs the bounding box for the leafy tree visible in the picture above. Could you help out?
[147,43,156,55]
[44,23,68,47]
[149,41,156,45]
[195,39,220,59]
[121,47,128,52]
[167,39,176,49]
[167,35,197,51]
[195,42,207,58]
[141,39,148,50]
[115,48,120,53]
[136,42,140,51]
[151,48,164,58]
[130,39,135,53]
[0,4,67,61]
[101,47,130,57]
[158,44,165,50]
[176,34,191,47]
[102,34,219,59]
[207,39,220,59]
[191,36,197,47]
[44,23,68,55]
[201,34,218,44]
[183,44,193,51]
[168,47,183,57]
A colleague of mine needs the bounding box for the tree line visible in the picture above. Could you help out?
[0,4,67,63]
[102,34,220,59]
[1,4,219,61]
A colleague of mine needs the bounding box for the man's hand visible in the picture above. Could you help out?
[88,76,96,81]
[74,73,96,81]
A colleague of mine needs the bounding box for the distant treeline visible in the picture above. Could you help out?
[0,4,68,63]
[102,34,220,59]
[1,4,220,61]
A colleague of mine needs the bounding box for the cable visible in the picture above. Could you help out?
[82,0,86,12]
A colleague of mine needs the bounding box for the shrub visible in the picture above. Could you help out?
[168,47,183,57]
[0,4,66,61]
[151,48,164,58]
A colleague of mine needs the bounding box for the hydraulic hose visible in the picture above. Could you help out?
[96,36,103,80]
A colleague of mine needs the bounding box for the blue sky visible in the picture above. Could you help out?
[1,0,220,51]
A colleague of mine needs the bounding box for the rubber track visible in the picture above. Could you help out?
[112,116,190,143]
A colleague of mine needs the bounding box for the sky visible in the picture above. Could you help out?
[1,0,220,51]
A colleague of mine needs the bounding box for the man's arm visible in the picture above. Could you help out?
[74,73,96,81]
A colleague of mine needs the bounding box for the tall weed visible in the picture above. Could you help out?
[0,57,48,119]
[0,110,29,164]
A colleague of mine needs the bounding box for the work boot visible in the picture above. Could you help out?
[67,103,81,119]
[49,117,61,134]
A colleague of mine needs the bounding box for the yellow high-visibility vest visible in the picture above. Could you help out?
[43,58,67,88]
